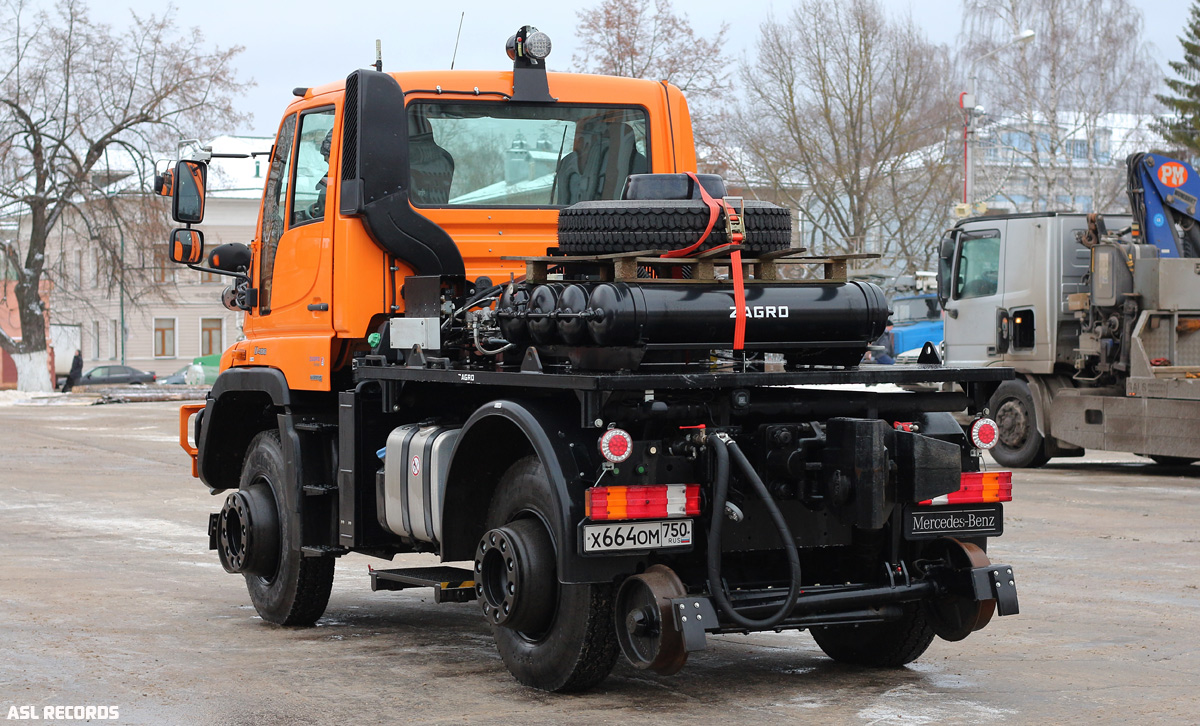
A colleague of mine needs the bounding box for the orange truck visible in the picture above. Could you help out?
[162,26,1019,692]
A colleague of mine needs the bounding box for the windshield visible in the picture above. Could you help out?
[891,297,940,323]
[407,102,649,207]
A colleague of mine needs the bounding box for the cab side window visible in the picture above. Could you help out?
[954,230,1001,300]
[290,109,336,226]
[259,114,297,314]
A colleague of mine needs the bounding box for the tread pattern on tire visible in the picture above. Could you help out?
[557,199,792,255]
[810,603,936,667]
[555,582,621,693]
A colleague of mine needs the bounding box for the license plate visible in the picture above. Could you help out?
[582,520,693,553]
[905,503,1003,539]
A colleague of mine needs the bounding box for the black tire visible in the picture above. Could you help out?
[483,456,619,692]
[810,603,936,667]
[557,199,792,255]
[240,430,334,626]
[988,380,1051,468]
[1148,455,1198,466]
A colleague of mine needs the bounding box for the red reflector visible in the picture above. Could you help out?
[919,471,1012,505]
[599,428,634,463]
[585,484,701,521]
[971,417,999,450]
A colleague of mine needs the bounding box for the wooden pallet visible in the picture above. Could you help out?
[502,248,880,284]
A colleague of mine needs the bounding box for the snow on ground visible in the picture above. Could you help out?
[0,389,71,406]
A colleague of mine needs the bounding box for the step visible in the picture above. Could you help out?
[370,565,477,603]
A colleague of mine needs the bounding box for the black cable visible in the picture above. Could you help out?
[706,436,802,628]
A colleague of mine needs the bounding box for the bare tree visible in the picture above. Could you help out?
[0,0,250,390]
[714,0,958,274]
[571,0,730,142]
[962,0,1160,214]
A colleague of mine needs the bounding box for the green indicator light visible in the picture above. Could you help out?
[368,332,382,347]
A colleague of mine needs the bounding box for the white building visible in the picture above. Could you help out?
[46,135,271,379]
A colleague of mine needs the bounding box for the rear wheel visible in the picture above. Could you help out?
[236,430,334,626]
[476,456,619,692]
[810,603,936,667]
[988,380,1050,468]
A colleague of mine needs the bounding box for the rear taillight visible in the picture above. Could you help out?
[586,484,700,521]
[920,471,1012,505]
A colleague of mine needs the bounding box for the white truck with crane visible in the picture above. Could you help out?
[939,152,1200,467]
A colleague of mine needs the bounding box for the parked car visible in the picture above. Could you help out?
[79,365,156,385]
[159,354,221,385]
[887,293,944,357]
[159,364,204,385]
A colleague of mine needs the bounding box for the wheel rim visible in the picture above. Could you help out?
[476,517,558,637]
[217,477,281,581]
[994,397,1030,450]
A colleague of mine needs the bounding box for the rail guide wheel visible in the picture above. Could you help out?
[924,537,996,641]
[614,565,690,675]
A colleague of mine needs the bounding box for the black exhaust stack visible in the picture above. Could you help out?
[339,69,465,277]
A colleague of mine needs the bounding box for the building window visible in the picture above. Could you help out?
[92,321,100,359]
[110,319,119,360]
[153,259,173,283]
[154,318,176,358]
[200,318,223,357]
[199,269,219,284]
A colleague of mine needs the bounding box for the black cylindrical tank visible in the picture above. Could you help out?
[527,283,564,345]
[497,285,530,344]
[556,284,591,346]
[587,281,889,353]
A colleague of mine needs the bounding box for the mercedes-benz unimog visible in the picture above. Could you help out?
[160,26,1019,691]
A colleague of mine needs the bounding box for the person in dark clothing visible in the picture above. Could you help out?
[61,350,83,393]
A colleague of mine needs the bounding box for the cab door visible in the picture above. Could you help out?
[942,222,1007,367]
[258,107,336,322]
[244,107,338,390]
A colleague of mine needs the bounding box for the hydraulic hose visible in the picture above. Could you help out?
[706,435,803,628]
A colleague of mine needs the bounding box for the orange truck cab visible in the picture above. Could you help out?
[164,26,1019,693]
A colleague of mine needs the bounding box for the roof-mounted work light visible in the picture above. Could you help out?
[507,25,556,103]
[506,26,552,63]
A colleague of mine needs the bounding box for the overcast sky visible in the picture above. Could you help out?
[81,0,1193,138]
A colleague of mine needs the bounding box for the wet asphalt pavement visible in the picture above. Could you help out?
[1,400,1198,724]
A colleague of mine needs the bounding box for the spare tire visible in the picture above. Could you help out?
[557,199,792,255]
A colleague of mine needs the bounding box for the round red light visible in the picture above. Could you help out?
[971,418,998,450]
[599,429,633,463]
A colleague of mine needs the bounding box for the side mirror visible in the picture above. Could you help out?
[171,160,207,224]
[939,237,955,262]
[208,242,252,272]
[936,234,957,307]
[169,228,204,264]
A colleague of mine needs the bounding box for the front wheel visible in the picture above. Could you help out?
[988,380,1050,468]
[235,430,334,625]
[476,456,619,692]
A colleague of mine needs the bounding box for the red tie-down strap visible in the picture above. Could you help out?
[663,172,748,350]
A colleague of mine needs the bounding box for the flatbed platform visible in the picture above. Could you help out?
[354,362,1012,391]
